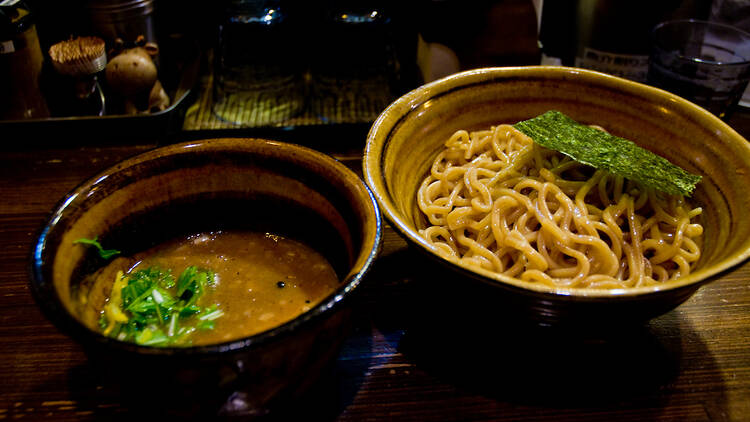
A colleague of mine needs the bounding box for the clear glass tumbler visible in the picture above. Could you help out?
[648,19,750,119]
[212,0,305,127]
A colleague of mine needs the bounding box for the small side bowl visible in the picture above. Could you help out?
[30,138,381,416]
[364,66,750,326]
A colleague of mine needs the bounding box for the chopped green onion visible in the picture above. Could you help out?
[167,312,178,337]
[196,320,215,330]
[198,308,225,321]
[74,237,120,260]
[99,265,223,347]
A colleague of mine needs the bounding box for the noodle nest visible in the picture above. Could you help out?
[417,124,703,289]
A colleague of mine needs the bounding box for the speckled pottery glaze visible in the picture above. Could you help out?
[30,138,382,417]
[364,66,750,326]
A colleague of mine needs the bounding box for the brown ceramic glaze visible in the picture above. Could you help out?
[364,66,750,326]
[30,138,382,416]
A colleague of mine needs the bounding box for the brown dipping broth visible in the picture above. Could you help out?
[118,231,340,345]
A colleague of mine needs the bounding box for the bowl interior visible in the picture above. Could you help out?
[35,138,380,350]
[365,66,750,296]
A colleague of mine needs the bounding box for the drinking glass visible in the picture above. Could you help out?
[648,19,750,119]
[212,0,305,127]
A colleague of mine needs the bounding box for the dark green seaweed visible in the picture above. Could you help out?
[513,111,701,196]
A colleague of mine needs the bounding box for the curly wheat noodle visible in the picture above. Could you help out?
[417,124,704,289]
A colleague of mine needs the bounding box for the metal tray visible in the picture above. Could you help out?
[1,35,201,147]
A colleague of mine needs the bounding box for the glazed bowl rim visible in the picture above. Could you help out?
[31,137,382,356]
[363,65,750,299]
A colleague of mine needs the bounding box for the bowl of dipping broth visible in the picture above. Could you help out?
[30,138,381,417]
[363,66,750,327]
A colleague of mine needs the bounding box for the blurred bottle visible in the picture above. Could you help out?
[539,0,712,82]
[0,0,49,120]
[417,0,540,83]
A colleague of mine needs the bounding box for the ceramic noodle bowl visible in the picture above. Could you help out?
[29,138,381,417]
[363,66,750,327]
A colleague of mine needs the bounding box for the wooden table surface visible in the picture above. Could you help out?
[1,109,750,421]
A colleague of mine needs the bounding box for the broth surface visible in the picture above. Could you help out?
[125,231,340,345]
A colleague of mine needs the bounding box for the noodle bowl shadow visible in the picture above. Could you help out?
[29,138,382,418]
[363,66,750,326]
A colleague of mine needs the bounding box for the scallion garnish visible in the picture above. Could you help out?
[74,237,120,259]
[99,265,222,347]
